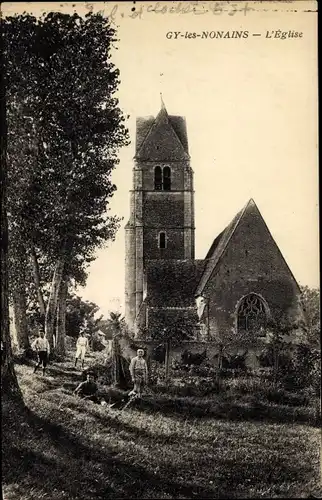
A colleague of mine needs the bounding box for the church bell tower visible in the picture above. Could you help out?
[125,100,195,332]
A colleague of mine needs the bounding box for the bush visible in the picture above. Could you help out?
[181,349,207,366]
[277,344,320,392]
[263,387,310,407]
[83,358,113,385]
[258,341,320,393]
[148,360,166,385]
[258,347,274,368]
[223,376,266,394]
[152,376,223,397]
[222,353,248,371]
[90,336,106,352]
[151,344,166,363]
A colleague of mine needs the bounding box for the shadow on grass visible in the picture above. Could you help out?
[134,394,319,427]
[2,405,224,499]
[15,355,319,429]
[3,401,310,500]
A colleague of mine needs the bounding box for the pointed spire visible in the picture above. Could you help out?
[156,93,168,124]
[160,92,166,110]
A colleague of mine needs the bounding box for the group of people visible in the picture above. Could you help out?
[31,328,89,375]
[74,347,148,405]
[31,327,149,405]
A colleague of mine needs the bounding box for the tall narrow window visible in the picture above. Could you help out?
[163,166,171,191]
[154,166,162,190]
[154,166,171,191]
[158,232,166,249]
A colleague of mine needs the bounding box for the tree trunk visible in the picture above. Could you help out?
[1,98,24,404]
[55,278,68,357]
[30,245,46,321]
[45,257,65,350]
[9,238,30,351]
[112,336,120,386]
[9,304,19,349]
[12,284,29,351]
[1,286,24,403]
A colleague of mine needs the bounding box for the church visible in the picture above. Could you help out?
[124,101,305,353]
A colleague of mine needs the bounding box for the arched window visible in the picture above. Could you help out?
[163,166,171,191]
[158,232,167,249]
[154,166,162,190]
[237,294,267,334]
[154,166,171,191]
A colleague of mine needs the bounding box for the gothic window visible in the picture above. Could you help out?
[237,294,267,334]
[158,231,167,249]
[154,166,162,190]
[163,166,171,191]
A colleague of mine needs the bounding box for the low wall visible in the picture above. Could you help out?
[126,339,273,370]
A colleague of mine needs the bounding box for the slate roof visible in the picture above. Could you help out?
[195,200,253,296]
[145,259,206,307]
[166,115,189,153]
[135,103,189,160]
[136,116,155,152]
[196,198,301,295]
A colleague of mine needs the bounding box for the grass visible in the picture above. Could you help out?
[2,351,321,499]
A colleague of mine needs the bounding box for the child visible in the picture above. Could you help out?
[32,328,50,376]
[74,371,99,403]
[75,330,89,369]
[129,348,148,398]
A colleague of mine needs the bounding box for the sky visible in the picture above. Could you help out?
[4,1,319,317]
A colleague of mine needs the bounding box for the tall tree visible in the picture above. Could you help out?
[4,11,129,350]
[9,234,30,351]
[1,52,24,404]
[6,99,36,351]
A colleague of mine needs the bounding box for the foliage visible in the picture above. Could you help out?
[258,344,290,369]
[154,378,222,398]
[4,11,129,263]
[148,360,166,385]
[62,293,99,337]
[300,285,320,346]
[150,317,196,347]
[82,358,113,386]
[263,387,310,407]
[136,325,150,340]
[3,11,129,350]
[258,339,320,393]
[64,292,106,352]
[181,349,208,366]
[151,343,166,363]
[98,311,128,340]
[278,344,321,393]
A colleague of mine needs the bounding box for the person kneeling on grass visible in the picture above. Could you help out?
[32,328,50,376]
[74,371,100,403]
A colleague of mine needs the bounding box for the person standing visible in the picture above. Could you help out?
[32,328,50,376]
[129,348,148,398]
[74,330,89,369]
